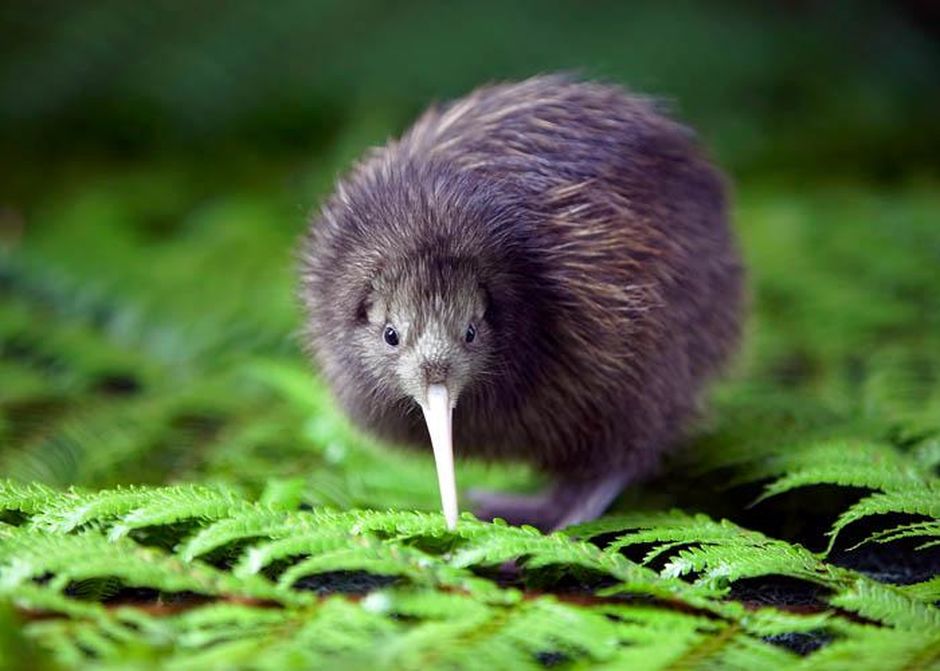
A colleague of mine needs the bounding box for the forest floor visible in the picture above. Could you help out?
[1,159,938,669]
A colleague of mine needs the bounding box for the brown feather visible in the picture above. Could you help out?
[299,74,743,489]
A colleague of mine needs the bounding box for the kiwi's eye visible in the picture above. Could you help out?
[465,323,477,343]
[383,326,400,347]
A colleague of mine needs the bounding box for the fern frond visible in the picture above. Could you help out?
[798,626,940,671]
[673,625,801,671]
[0,479,64,518]
[662,540,832,590]
[753,440,934,503]
[236,531,377,578]
[450,523,652,584]
[853,520,940,550]
[28,483,232,534]
[1,582,108,619]
[737,607,834,637]
[107,484,252,541]
[276,543,439,589]
[366,591,630,669]
[902,576,940,602]
[572,511,834,592]
[827,487,940,552]
[178,507,325,561]
[0,528,301,606]
[591,511,773,564]
[829,578,940,630]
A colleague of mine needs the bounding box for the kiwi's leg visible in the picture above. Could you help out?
[468,472,629,532]
[466,488,555,528]
[549,473,630,530]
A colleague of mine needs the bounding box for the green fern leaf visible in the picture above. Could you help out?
[0,528,302,606]
[107,485,253,541]
[800,626,940,670]
[0,479,65,518]
[827,486,940,552]
[854,520,940,549]
[902,576,940,602]
[754,439,933,503]
[830,578,940,630]
[178,507,325,562]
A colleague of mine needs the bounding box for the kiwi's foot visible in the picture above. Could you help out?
[467,489,556,529]
[468,473,629,532]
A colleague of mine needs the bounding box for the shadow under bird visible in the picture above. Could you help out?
[300,74,743,531]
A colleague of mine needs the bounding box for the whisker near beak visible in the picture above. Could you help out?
[419,384,458,529]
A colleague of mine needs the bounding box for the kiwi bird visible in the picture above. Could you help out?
[299,75,743,531]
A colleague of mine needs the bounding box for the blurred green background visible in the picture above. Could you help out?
[3,1,940,178]
[0,1,938,499]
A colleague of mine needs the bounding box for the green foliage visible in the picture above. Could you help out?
[2,2,939,178]
[833,489,940,552]
[2,479,937,669]
[1,145,939,666]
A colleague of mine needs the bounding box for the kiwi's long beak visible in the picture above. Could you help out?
[419,384,458,529]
